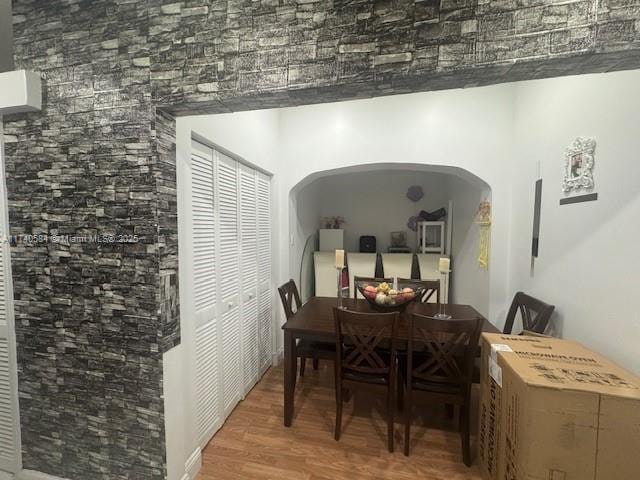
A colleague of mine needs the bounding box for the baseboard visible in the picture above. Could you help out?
[0,471,14,480]
[17,470,68,480]
[184,447,201,480]
[272,348,283,366]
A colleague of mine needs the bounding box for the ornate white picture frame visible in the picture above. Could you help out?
[562,137,596,193]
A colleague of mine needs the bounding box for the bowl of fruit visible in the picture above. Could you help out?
[356,280,422,311]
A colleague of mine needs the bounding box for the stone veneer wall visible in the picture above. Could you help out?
[149,0,640,114]
[5,2,172,478]
[4,0,640,479]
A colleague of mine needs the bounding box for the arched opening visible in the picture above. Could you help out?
[290,162,492,317]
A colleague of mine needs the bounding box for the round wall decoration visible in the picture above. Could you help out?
[406,185,424,202]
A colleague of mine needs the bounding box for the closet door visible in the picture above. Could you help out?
[190,140,222,447]
[215,151,242,416]
[256,172,272,374]
[0,126,20,473]
[239,165,259,394]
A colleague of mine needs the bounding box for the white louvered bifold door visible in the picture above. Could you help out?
[190,140,222,447]
[257,172,272,374]
[0,123,21,473]
[215,152,242,417]
[239,164,259,394]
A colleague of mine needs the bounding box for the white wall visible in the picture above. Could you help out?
[447,175,491,317]
[315,170,450,252]
[290,179,321,302]
[510,69,640,374]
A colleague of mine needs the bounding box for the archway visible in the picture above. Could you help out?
[289,162,494,318]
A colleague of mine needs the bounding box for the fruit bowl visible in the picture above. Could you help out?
[355,280,423,311]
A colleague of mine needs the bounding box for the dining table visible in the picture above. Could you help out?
[281,296,500,427]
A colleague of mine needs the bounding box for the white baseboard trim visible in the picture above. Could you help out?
[184,447,201,480]
[17,470,68,480]
[272,348,283,366]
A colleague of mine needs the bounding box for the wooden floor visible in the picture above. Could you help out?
[198,362,483,480]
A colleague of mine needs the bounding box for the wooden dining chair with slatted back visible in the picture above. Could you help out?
[352,276,393,299]
[333,308,400,452]
[472,292,555,385]
[397,278,440,304]
[503,291,555,335]
[402,313,483,465]
[278,279,335,378]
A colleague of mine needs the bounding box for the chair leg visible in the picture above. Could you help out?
[387,380,394,453]
[299,357,306,377]
[313,358,319,370]
[460,403,471,467]
[335,380,343,441]
[397,373,404,412]
[445,403,454,419]
[404,382,411,456]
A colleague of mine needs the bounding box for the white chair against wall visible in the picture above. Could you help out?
[347,253,378,299]
[314,252,337,297]
[416,253,450,303]
[380,253,413,283]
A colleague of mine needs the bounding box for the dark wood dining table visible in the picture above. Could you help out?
[281,296,500,427]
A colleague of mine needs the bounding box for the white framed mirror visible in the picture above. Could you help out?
[563,137,596,193]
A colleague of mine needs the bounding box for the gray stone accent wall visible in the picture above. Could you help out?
[154,109,180,353]
[148,0,640,115]
[4,0,640,479]
[6,1,171,478]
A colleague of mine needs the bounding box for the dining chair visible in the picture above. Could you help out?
[397,278,440,304]
[472,291,555,384]
[352,276,393,299]
[401,313,483,464]
[333,308,400,452]
[503,291,555,335]
[278,279,335,377]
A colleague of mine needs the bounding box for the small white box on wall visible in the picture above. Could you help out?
[319,229,343,252]
[0,70,42,115]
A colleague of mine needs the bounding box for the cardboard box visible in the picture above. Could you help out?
[478,333,640,480]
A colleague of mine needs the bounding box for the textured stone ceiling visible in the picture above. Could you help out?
[145,0,640,115]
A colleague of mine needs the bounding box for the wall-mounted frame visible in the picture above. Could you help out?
[562,137,596,193]
[532,179,542,257]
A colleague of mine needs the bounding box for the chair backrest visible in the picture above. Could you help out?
[278,279,302,320]
[352,276,393,299]
[347,253,378,299]
[398,278,440,304]
[380,253,413,279]
[503,292,555,335]
[334,308,399,376]
[408,313,483,387]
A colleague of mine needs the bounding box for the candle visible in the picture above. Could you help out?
[335,249,345,269]
[438,257,450,273]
